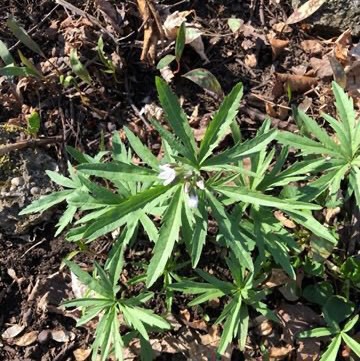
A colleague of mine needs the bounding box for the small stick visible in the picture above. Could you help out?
[0,136,63,156]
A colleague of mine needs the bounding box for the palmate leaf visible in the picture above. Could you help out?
[64,260,114,298]
[155,77,197,163]
[199,82,243,164]
[146,186,184,287]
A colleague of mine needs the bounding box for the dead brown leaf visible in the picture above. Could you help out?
[301,40,323,55]
[310,57,333,79]
[95,0,122,33]
[73,348,92,361]
[275,73,318,93]
[286,0,326,25]
[272,22,293,33]
[245,53,257,68]
[269,344,293,360]
[14,330,38,346]
[1,324,25,339]
[335,29,352,64]
[136,0,164,64]
[274,211,296,228]
[265,268,290,288]
[269,37,289,60]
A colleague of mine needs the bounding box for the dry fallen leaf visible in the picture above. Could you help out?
[1,324,25,339]
[265,268,290,288]
[286,0,327,25]
[73,348,92,361]
[245,53,257,68]
[310,57,333,79]
[272,22,293,33]
[14,330,38,346]
[136,0,164,64]
[51,329,75,343]
[301,39,323,55]
[275,210,297,229]
[275,73,318,93]
[269,344,293,360]
[256,320,273,336]
[335,29,352,64]
[269,37,289,60]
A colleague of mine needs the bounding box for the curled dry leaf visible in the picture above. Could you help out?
[136,0,164,64]
[275,73,318,93]
[1,324,25,339]
[269,37,289,60]
[14,330,38,346]
[274,211,296,228]
[256,320,273,336]
[245,53,257,68]
[286,0,326,25]
[334,29,352,64]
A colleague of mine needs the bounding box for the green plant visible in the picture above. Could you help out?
[21,75,359,359]
[169,253,278,355]
[277,81,360,209]
[63,250,170,361]
[298,296,360,361]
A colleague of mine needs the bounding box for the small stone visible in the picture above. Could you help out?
[38,330,51,344]
[30,187,40,196]
[11,177,24,187]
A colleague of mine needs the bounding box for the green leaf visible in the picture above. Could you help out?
[227,18,243,33]
[323,296,354,325]
[217,296,242,355]
[319,334,341,361]
[157,54,176,69]
[146,186,183,287]
[202,128,277,167]
[183,68,223,97]
[342,333,360,358]
[302,282,334,305]
[70,48,92,84]
[77,162,158,182]
[175,22,186,62]
[215,185,321,211]
[155,76,197,161]
[332,81,356,155]
[18,50,44,79]
[124,127,159,169]
[199,82,243,163]
[129,306,170,330]
[341,257,360,284]
[7,17,44,56]
[46,170,78,188]
[0,64,33,77]
[26,110,41,135]
[276,131,339,156]
[55,205,77,236]
[64,260,114,298]
[0,40,14,65]
[266,239,295,279]
[238,304,249,350]
[206,190,253,271]
[295,107,341,153]
[343,315,359,333]
[298,327,333,338]
[19,190,73,215]
[284,210,338,244]
[83,185,170,240]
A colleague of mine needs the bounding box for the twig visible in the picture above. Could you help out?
[0,136,63,156]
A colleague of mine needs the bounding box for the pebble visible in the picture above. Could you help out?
[11,177,24,187]
[30,187,40,196]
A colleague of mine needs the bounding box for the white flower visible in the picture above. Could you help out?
[188,192,198,208]
[158,164,176,185]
